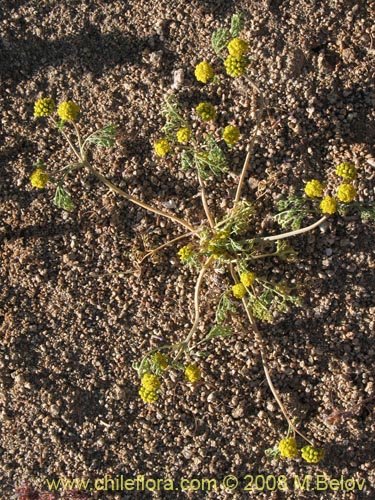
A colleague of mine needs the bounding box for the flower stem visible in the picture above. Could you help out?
[198,173,215,229]
[262,216,327,242]
[87,163,197,232]
[138,231,199,265]
[231,263,314,447]
[233,80,265,206]
[173,256,213,361]
[51,118,81,161]
[242,300,314,446]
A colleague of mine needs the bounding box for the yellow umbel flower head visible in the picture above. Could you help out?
[30,167,49,188]
[232,283,246,299]
[304,180,324,198]
[227,38,249,57]
[320,196,337,214]
[301,445,325,464]
[178,245,194,262]
[336,162,356,181]
[224,55,248,77]
[139,387,159,403]
[34,97,55,117]
[176,127,191,144]
[196,102,216,122]
[141,373,161,392]
[337,184,357,203]
[57,101,80,121]
[278,437,298,459]
[185,364,201,383]
[153,352,168,371]
[240,271,256,287]
[194,61,215,83]
[154,138,171,157]
[223,125,240,145]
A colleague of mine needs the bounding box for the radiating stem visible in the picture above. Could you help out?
[231,263,315,447]
[198,173,215,229]
[51,118,81,161]
[242,300,315,446]
[138,231,199,265]
[234,80,265,206]
[87,163,197,232]
[262,216,327,242]
[72,122,84,158]
[174,256,213,361]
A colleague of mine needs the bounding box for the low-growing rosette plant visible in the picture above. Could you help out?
[29,14,374,464]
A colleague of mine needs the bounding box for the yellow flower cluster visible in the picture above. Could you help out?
[196,102,216,122]
[319,196,337,214]
[154,138,171,157]
[337,183,357,203]
[185,364,201,383]
[240,271,255,287]
[57,101,80,121]
[222,125,240,145]
[232,283,246,299]
[224,55,248,77]
[153,352,168,371]
[139,373,161,403]
[34,97,55,117]
[139,387,159,403]
[301,445,325,463]
[176,127,191,144]
[304,180,324,198]
[194,61,215,83]
[141,373,161,391]
[30,167,49,188]
[278,438,298,459]
[227,38,249,58]
[178,245,194,262]
[336,162,356,181]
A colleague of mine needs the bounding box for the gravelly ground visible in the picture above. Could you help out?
[1,0,375,499]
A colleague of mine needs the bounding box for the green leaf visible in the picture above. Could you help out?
[53,185,74,212]
[84,124,117,148]
[275,195,311,230]
[181,150,194,172]
[161,95,188,134]
[360,206,375,222]
[230,13,245,38]
[205,324,232,341]
[203,134,228,176]
[216,292,236,324]
[211,28,231,56]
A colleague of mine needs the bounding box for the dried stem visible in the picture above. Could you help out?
[230,262,314,446]
[262,216,328,242]
[241,299,315,446]
[87,163,197,232]
[174,256,213,361]
[198,173,215,229]
[51,118,81,162]
[138,231,199,265]
[234,80,265,206]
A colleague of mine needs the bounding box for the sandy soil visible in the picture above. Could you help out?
[1,0,375,499]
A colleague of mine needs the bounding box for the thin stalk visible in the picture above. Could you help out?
[198,173,215,229]
[87,163,196,232]
[138,231,199,265]
[174,256,213,361]
[262,216,327,242]
[231,261,314,446]
[241,298,314,446]
[233,80,264,206]
[72,122,84,158]
[51,118,81,162]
